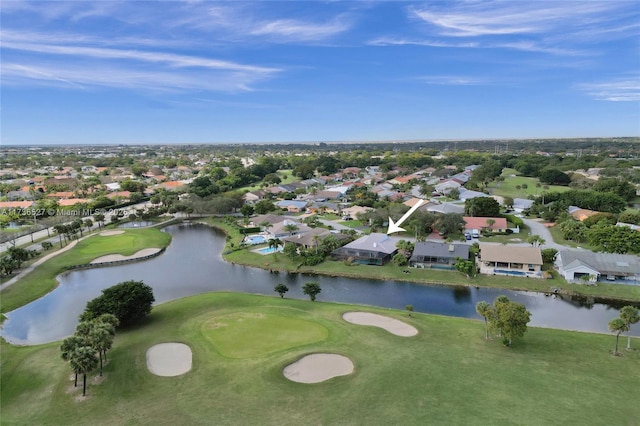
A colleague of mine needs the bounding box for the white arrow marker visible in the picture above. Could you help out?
[387,199,425,235]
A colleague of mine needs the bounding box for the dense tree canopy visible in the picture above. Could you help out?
[80,280,155,327]
[464,197,501,217]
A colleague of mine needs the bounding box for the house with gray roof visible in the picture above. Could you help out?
[275,200,308,213]
[331,233,401,265]
[409,242,469,270]
[555,250,640,284]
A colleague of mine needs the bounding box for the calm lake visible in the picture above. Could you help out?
[2,224,636,345]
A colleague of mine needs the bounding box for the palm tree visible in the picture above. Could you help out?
[620,306,640,350]
[608,318,629,356]
[485,219,495,232]
[89,325,114,376]
[268,238,283,251]
[70,346,99,396]
[94,213,105,229]
[475,301,492,340]
[60,336,87,387]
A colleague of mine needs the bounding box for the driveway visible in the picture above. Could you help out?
[522,218,567,251]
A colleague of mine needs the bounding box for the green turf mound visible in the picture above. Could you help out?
[202,312,329,358]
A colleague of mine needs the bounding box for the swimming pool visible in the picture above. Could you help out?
[245,235,267,245]
[256,246,283,255]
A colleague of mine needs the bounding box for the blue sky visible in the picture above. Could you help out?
[1,1,639,145]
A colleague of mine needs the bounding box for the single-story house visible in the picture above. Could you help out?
[426,202,465,215]
[331,233,401,266]
[265,219,311,239]
[512,198,534,213]
[463,217,508,234]
[0,201,34,209]
[341,205,374,219]
[555,250,640,284]
[275,200,308,213]
[283,228,350,250]
[434,179,462,195]
[409,242,469,270]
[567,206,600,222]
[307,201,340,215]
[477,243,543,278]
[458,189,489,202]
[243,190,267,203]
[250,214,286,229]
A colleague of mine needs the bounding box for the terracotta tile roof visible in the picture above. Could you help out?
[0,201,34,208]
[463,217,507,231]
[58,198,91,206]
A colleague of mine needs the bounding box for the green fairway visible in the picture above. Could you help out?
[203,311,328,358]
[488,168,570,199]
[2,292,638,425]
[0,228,171,313]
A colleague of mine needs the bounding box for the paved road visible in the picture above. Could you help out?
[0,202,151,253]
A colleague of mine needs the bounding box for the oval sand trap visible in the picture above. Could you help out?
[342,312,418,337]
[146,343,192,377]
[91,248,161,264]
[284,353,354,383]
[100,230,125,236]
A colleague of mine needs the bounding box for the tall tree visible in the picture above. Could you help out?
[60,335,87,387]
[70,346,99,396]
[89,325,114,376]
[608,318,629,356]
[619,306,640,350]
[475,301,493,340]
[465,197,500,217]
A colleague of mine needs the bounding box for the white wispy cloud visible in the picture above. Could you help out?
[416,75,487,86]
[1,62,270,93]
[368,37,479,48]
[408,1,630,38]
[577,79,640,102]
[249,17,351,42]
[3,41,280,74]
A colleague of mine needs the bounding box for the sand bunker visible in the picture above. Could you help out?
[283,353,354,384]
[342,312,418,337]
[146,343,192,377]
[91,248,161,263]
[99,230,125,236]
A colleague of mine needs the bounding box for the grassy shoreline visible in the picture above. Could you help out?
[201,218,640,303]
[2,292,638,425]
[0,228,172,314]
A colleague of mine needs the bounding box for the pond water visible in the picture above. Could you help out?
[2,224,637,345]
[118,221,155,228]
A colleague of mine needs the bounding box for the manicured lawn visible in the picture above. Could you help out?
[0,228,171,314]
[2,292,638,425]
[489,168,570,199]
[240,169,299,191]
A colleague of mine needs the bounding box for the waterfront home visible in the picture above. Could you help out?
[331,233,400,266]
[409,242,469,269]
[555,250,640,284]
[477,243,543,278]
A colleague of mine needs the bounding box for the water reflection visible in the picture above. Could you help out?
[2,224,637,345]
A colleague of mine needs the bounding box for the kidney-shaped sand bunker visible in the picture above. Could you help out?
[283,353,354,383]
[342,312,418,337]
[146,343,192,377]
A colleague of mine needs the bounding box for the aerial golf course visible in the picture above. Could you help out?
[2,292,639,425]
